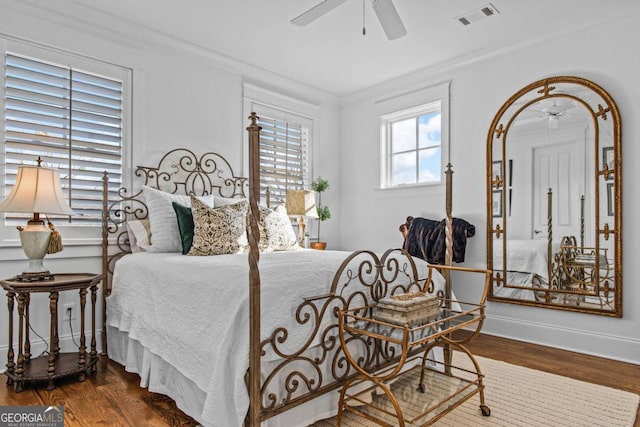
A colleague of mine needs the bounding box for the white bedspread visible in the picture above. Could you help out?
[106,250,443,427]
[493,239,558,281]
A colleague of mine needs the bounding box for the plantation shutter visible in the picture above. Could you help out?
[3,52,123,224]
[255,107,311,204]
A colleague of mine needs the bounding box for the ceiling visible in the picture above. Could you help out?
[44,1,640,96]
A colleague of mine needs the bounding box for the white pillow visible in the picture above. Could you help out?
[126,219,151,253]
[143,186,215,253]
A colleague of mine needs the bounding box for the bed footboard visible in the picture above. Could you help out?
[257,248,442,421]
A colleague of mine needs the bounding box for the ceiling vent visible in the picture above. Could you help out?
[455,3,500,26]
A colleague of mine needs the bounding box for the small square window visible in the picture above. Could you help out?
[381,100,446,188]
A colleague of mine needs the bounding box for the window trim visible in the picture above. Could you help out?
[377,81,450,190]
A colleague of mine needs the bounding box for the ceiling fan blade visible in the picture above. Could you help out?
[291,0,348,26]
[371,0,407,40]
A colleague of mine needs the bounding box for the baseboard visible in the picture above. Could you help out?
[479,314,640,365]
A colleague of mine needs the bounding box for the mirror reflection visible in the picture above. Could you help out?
[487,76,622,316]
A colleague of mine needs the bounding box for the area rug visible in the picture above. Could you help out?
[312,354,640,427]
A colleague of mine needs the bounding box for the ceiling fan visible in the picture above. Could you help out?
[291,0,407,41]
[515,100,578,129]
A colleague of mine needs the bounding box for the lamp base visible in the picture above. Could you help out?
[18,219,54,281]
[297,216,306,247]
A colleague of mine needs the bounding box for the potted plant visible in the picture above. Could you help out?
[310,177,331,250]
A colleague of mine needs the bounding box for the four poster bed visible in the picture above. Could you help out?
[101,114,488,426]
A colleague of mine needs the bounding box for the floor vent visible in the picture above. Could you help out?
[455,3,500,26]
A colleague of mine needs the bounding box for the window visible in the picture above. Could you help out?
[382,101,442,187]
[3,51,127,227]
[257,110,311,203]
[247,103,312,204]
[378,81,450,189]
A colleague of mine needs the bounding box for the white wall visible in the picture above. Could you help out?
[339,15,640,363]
[0,2,341,361]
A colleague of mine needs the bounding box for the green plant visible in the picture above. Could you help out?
[311,177,331,242]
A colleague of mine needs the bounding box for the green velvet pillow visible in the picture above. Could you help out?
[172,202,194,255]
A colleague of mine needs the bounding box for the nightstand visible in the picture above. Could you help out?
[1,273,103,392]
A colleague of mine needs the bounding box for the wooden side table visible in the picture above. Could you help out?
[1,273,103,392]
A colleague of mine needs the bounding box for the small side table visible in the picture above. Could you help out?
[1,273,103,392]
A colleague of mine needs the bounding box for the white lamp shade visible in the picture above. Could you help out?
[285,189,319,218]
[0,165,74,216]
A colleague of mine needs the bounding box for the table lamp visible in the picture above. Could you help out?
[0,159,74,281]
[285,189,318,246]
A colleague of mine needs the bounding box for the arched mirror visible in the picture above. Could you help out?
[486,76,622,316]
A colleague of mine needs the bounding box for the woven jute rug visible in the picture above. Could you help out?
[312,353,640,427]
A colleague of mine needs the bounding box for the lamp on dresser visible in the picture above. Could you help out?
[0,158,74,281]
[285,189,318,247]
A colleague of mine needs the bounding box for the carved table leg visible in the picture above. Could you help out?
[90,284,98,373]
[15,293,25,392]
[47,291,59,391]
[6,291,15,386]
[24,293,31,361]
[78,288,87,381]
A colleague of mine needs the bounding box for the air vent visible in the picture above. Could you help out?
[455,3,500,26]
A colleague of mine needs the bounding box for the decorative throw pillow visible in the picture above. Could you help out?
[263,205,299,251]
[143,186,215,253]
[188,196,249,256]
[172,202,195,255]
[126,219,151,253]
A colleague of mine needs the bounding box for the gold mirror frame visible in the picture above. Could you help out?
[486,76,622,316]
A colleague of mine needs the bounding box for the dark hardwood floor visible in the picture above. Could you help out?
[1,333,638,426]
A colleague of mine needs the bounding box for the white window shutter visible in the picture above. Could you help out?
[4,53,123,224]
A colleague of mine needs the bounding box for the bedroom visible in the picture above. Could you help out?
[0,0,638,426]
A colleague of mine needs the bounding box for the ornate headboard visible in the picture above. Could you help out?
[101,148,248,296]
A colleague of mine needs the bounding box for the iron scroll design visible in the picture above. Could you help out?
[258,249,441,420]
[101,148,248,297]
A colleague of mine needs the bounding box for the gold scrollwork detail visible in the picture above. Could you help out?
[492,175,503,189]
[600,164,614,181]
[595,103,610,120]
[493,224,502,239]
[599,223,614,241]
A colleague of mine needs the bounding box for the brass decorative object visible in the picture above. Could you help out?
[486,76,622,316]
[337,265,492,425]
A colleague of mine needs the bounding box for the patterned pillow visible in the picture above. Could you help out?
[187,195,248,256]
[263,205,299,251]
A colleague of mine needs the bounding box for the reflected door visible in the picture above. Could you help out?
[532,140,585,241]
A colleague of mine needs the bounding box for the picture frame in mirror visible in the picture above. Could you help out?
[492,190,502,217]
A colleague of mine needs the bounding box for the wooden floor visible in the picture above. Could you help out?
[0,333,638,426]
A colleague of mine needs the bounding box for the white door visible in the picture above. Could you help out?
[532,140,585,242]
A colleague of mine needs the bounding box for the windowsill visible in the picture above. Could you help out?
[375,182,444,191]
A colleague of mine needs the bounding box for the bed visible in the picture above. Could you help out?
[102,114,480,426]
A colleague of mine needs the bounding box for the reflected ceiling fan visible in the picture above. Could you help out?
[291,0,407,41]
[515,100,578,129]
